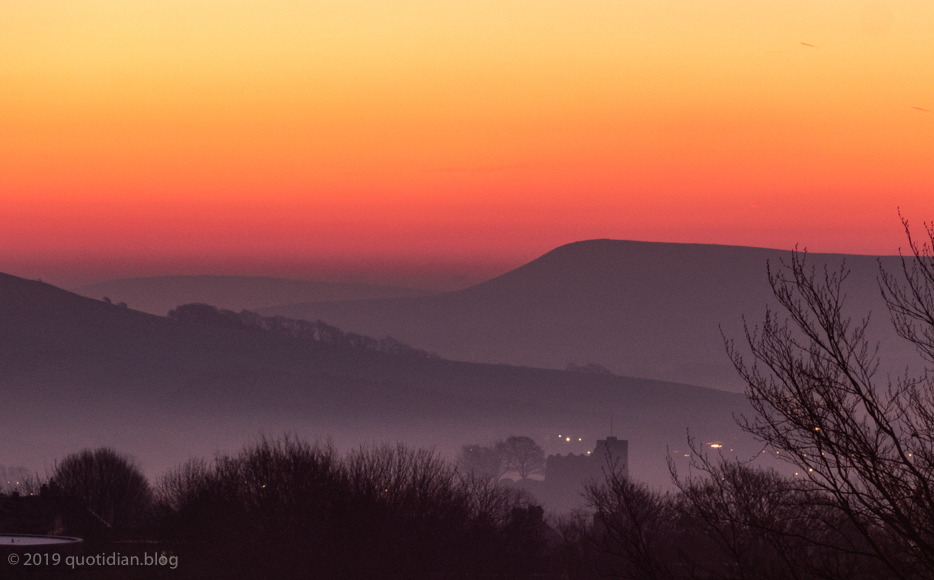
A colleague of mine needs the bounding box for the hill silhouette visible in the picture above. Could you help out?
[72,275,435,317]
[260,240,915,391]
[0,271,756,494]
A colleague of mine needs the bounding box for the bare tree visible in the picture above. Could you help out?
[582,445,880,580]
[880,216,934,365]
[672,445,881,580]
[725,219,934,579]
[51,447,152,531]
[155,436,551,578]
[457,442,507,481]
[497,436,545,480]
[587,468,682,580]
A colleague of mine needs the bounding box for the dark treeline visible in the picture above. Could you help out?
[167,302,438,358]
[5,435,932,579]
[3,438,560,579]
[156,437,550,579]
[580,456,898,580]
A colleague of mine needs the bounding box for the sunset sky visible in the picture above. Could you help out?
[1,0,932,288]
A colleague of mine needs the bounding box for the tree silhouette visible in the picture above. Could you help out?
[457,443,507,481]
[586,467,681,580]
[50,447,152,531]
[155,436,548,579]
[497,436,545,480]
[725,218,934,578]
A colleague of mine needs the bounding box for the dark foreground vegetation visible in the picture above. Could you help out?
[156,438,552,579]
[4,433,930,580]
[2,439,556,580]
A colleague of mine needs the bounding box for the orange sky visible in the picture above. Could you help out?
[1,0,932,288]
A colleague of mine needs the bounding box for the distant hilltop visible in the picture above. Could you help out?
[72,275,436,317]
[0,268,753,488]
[260,239,915,392]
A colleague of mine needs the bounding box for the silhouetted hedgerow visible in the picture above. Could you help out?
[565,362,615,376]
[167,303,437,358]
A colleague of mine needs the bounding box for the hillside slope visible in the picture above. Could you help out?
[0,272,754,489]
[261,240,914,391]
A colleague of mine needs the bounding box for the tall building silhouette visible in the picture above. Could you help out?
[545,436,628,491]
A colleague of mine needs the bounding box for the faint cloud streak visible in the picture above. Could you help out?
[426,163,552,174]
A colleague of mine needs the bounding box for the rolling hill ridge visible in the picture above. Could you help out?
[260,240,914,391]
[0,270,754,489]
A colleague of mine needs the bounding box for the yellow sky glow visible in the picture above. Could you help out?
[1,0,932,285]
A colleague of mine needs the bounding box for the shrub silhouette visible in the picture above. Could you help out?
[580,459,883,580]
[50,447,153,533]
[156,436,547,579]
[457,442,507,481]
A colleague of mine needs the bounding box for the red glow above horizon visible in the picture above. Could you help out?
[1,0,932,287]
